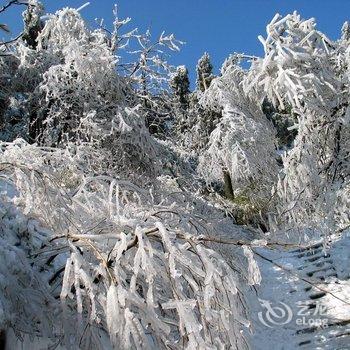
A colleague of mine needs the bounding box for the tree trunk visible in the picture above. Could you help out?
[223,171,234,200]
[0,330,6,350]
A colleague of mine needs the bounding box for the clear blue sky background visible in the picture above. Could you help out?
[2,0,350,87]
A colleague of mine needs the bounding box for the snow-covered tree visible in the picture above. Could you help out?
[0,5,260,349]
[2,3,349,349]
[198,59,278,225]
[196,52,214,92]
[32,8,126,143]
[0,1,33,141]
[22,0,44,49]
[2,6,157,178]
[126,29,183,135]
[170,65,190,109]
[245,12,349,233]
[174,54,221,153]
[170,65,191,136]
[341,20,350,42]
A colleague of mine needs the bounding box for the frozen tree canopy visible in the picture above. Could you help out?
[0,3,349,350]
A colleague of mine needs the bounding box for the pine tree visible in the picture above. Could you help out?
[341,21,350,41]
[170,65,190,109]
[175,55,220,151]
[196,52,214,92]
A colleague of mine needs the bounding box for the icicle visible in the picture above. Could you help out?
[106,284,121,346]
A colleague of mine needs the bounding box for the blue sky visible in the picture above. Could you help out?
[2,0,350,87]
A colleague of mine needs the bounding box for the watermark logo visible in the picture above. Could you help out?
[258,299,293,328]
[258,299,329,328]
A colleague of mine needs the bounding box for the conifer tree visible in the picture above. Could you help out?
[196,52,214,92]
[341,21,350,41]
[176,54,220,150]
[170,65,190,109]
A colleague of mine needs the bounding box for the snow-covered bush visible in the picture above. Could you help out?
[0,198,56,339]
[0,140,253,349]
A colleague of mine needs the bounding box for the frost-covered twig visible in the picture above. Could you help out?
[0,141,253,349]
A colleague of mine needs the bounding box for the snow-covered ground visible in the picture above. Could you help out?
[250,234,350,350]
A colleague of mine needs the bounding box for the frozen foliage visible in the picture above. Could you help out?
[0,198,55,336]
[31,7,127,144]
[198,59,278,222]
[170,65,190,109]
[196,52,214,92]
[341,21,350,42]
[2,6,158,178]
[1,3,350,349]
[183,12,349,234]
[198,105,277,205]
[0,140,252,349]
[245,12,349,233]
[22,0,44,49]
